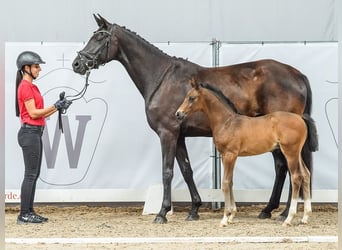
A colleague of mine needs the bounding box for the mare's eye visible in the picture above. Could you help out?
[93,32,106,41]
[189,96,195,102]
[95,33,105,40]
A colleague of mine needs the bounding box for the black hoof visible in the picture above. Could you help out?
[278,209,288,221]
[277,214,287,221]
[258,211,272,219]
[153,215,167,224]
[185,213,200,221]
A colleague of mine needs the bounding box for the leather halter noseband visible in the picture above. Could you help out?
[77,28,113,70]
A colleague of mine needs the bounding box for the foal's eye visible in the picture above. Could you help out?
[189,96,195,102]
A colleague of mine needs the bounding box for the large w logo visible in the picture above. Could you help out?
[43,115,91,169]
[38,95,107,186]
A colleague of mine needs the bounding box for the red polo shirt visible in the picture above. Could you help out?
[17,80,45,126]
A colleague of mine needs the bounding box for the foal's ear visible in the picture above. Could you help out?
[189,77,199,90]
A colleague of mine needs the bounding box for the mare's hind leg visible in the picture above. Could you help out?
[259,149,288,219]
[220,154,237,227]
[176,136,202,221]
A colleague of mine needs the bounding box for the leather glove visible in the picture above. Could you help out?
[54,99,66,110]
[62,99,72,111]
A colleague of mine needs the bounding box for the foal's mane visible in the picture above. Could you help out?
[200,83,240,114]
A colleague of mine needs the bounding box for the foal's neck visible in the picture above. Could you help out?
[202,91,237,131]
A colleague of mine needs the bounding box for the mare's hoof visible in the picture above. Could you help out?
[153,215,167,224]
[258,211,271,219]
[278,209,288,221]
[277,214,287,221]
[185,213,200,221]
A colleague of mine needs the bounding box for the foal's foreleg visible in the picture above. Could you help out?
[220,154,237,227]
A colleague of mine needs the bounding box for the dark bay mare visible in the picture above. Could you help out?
[176,79,317,226]
[72,14,318,224]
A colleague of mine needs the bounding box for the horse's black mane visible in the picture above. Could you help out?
[112,24,190,63]
[200,83,240,114]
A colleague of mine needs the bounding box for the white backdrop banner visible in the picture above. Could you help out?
[5,42,337,202]
[220,43,338,191]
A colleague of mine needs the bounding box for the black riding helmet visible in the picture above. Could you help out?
[16,51,45,70]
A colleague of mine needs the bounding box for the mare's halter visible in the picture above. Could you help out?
[70,27,115,102]
[58,28,114,132]
[77,28,113,71]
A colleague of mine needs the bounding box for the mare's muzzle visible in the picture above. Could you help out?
[72,52,98,75]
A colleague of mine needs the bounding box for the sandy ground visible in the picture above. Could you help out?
[5,203,338,249]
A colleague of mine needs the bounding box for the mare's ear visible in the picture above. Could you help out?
[189,77,199,90]
[93,14,111,29]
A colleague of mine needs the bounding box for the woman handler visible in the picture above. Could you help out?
[15,51,69,224]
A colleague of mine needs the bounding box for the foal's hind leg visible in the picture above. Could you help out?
[300,160,312,224]
[282,157,302,226]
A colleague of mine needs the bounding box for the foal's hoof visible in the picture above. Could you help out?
[186,213,200,221]
[301,219,309,224]
[282,221,292,227]
[258,211,271,219]
[153,215,167,224]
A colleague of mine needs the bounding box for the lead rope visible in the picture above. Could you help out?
[58,70,91,133]
[66,70,91,102]
[58,91,65,133]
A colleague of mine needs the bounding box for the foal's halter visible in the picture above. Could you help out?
[77,28,113,70]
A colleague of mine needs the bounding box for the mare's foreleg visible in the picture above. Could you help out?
[153,133,177,224]
[176,136,202,221]
[259,149,288,219]
[220,154,237,227]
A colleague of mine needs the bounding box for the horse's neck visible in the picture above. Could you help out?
[115,27,171,100]
[202,91,236,131]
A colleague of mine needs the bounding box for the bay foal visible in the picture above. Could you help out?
[176,79,314,226]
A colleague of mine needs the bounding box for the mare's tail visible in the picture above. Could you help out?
[300,74,318,197]
[301,74,319,152]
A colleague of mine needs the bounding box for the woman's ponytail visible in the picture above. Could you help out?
[15,69,23,117]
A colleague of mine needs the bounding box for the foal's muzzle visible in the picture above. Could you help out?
[175,111,185,121]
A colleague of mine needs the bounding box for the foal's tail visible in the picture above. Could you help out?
[302,114,319,152]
